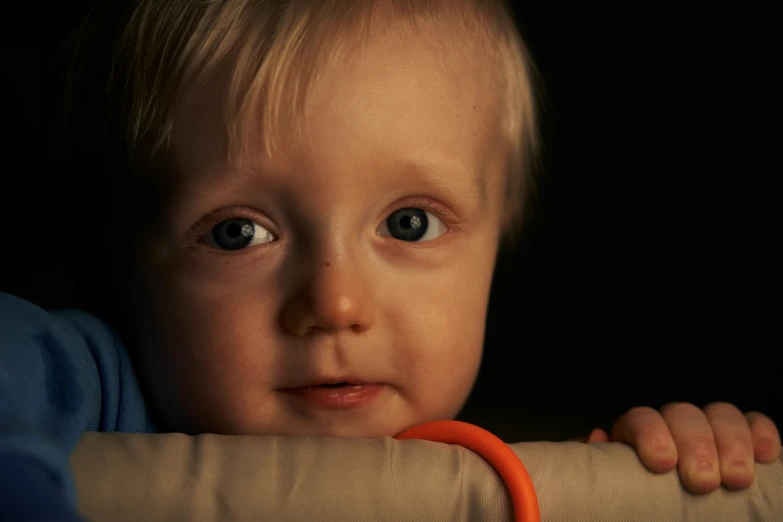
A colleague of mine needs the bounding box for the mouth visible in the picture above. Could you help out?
[281,377,371,390]
[279,381,385,409]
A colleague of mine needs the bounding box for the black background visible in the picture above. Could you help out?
[1,4,777,442]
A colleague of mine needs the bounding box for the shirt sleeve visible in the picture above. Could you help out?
[0,451,87,521]
[0,292,157,510]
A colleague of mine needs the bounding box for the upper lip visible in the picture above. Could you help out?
[280,376,373,389]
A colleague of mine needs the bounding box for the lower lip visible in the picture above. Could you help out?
[280,384,385,409]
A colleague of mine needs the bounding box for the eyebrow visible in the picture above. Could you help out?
[396,158,488,208]
[168,155,488,228]
[220,156,488,208]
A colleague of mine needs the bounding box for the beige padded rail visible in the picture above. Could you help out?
[72,432,783,521]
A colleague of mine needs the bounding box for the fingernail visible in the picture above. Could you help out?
[691,457,719,482]
[654,436,676,459]
[730,456,749,471]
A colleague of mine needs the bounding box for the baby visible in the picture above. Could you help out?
[1,1,779,521]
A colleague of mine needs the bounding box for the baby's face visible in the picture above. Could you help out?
[133,18,509,437]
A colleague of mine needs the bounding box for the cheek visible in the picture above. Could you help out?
[138,280,281,432]
[387,235,497,416]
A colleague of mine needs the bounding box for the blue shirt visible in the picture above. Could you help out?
[0,292,159,519]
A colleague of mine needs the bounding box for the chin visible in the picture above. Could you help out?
[260,413,416,439]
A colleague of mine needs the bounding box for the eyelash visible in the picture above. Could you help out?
[183,196,462,251]
[381,195,463,229]
[182,207,266,251]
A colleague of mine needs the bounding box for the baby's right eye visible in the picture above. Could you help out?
[203,218,275,251]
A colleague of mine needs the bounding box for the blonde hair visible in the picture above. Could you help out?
[75,0,539,243]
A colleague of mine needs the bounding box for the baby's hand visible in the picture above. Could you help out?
[578,402,781,494]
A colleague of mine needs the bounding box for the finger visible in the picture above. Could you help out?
[703,402,755,490]
[570,428,609,443]
[745,411,782,463]
[610,406,678,473]
[661,402,721,494]
[586,427,610,443]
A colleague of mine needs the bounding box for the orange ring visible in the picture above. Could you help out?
[395,420,540,522]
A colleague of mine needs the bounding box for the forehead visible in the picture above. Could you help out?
[307,23,500,156]
[170,11,505,195]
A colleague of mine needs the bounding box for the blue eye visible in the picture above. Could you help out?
[377,207,447,242]
[205,218,275,250]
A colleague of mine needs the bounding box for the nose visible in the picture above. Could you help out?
[280,254,376,336]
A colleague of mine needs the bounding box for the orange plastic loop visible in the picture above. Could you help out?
[395,420,540,522]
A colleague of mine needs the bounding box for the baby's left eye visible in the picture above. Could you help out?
[203,217,275,250]
[377,207,447,242]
